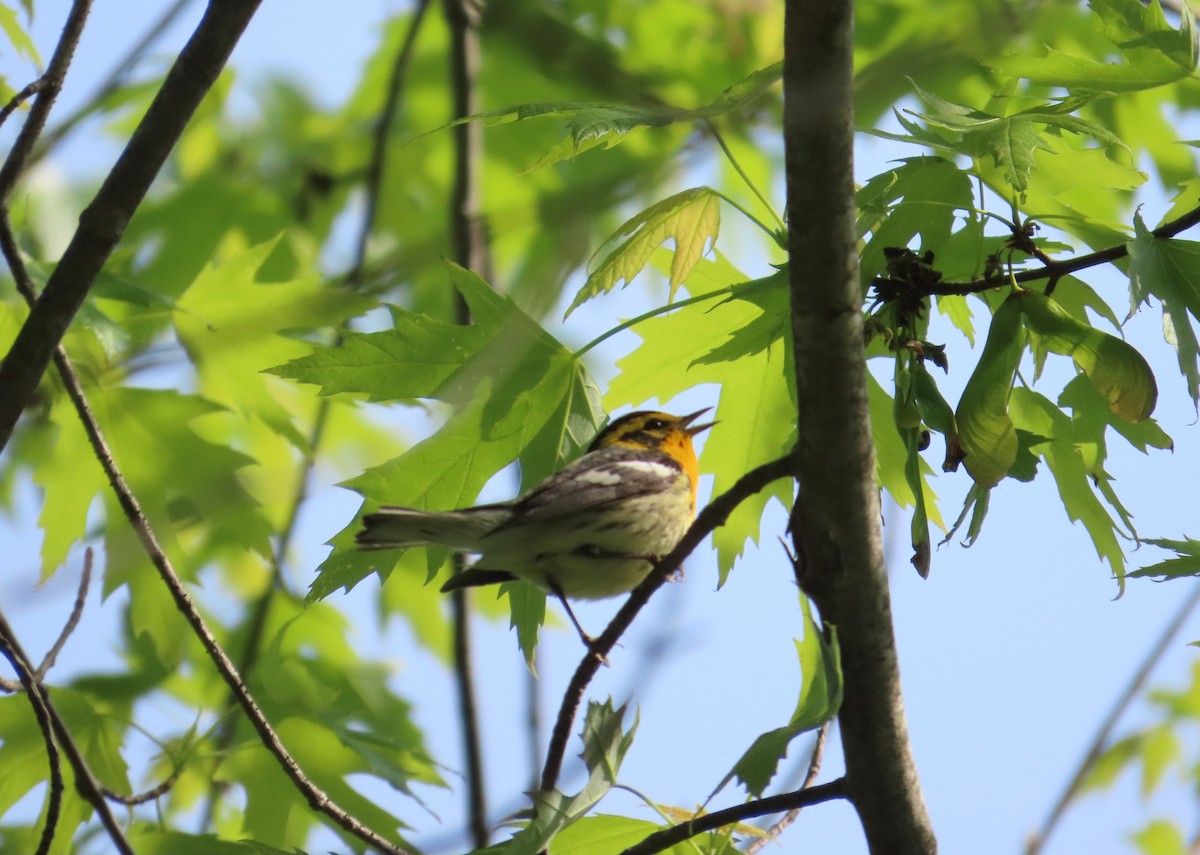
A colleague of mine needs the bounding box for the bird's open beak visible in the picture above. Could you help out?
[681,407,717,436]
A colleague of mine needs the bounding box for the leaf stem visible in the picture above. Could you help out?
[707,120,786,234]
[573,289,730,358]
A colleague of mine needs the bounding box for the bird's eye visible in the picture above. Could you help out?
[644,418,668,431]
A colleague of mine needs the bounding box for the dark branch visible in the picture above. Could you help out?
[873,197,1200,301]
[0,627,62,855]
[618,778,848,855]
[0,0,264,454]
[36,548,92,680]
[784,0,936,849]
[0,0,92,201]
[0,79,48,133]
[101,768,182,807]
[446,0,491,844]
[539,452,796,793]
[0,608,131,855]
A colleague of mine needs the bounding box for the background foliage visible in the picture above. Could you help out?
[1,0,1200,853]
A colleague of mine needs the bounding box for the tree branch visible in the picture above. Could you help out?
[0,626,62,855]
[783,0,935,852]
[0,608,131,855]
[0,0,92,201]
[445,0,492,846]
[539,452,796,793]
[0,0,264,454]
[618,778,848,855]
[872,196,1200,301]
[35,547,92,680]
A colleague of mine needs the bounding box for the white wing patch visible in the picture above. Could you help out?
[577,469,624,486]
[612,459,677,478]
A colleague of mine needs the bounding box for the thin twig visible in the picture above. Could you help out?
[101,768,182,807]
[0,608,131,855]
[451,579,489,847]
[875,197,1200,300]
[30,0,197,167]
[445,0,491,846]
[1024,578,1200,855]
[0,205,410,855]
[0,0,92,201]
[36,547,92,680]
[0,626,62,855]
[618,778,848,855]
[347,0,433,287]
[743,721,830,854]
[540,452,796,793]
[196,398,329,830]
[0,79,47,132]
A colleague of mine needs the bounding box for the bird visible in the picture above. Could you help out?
[356,409,715,648]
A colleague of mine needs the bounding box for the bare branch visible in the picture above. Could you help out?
[0,79,48,133]
[783,0,935,851]
[743,721,830,855]
[0,0,265,454]
[36,548,92,680]
[101,768,182,807]
[1024,578,1200,855]
[0,0,92,201]
[618,778,848,855]
[540,452,796,793]
[0,608,131,855]
[0,624,62,855]
[444,0,492,845]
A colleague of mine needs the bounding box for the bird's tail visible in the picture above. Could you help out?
[356,505,508,552]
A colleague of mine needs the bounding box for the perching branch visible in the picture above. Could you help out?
[0,608,131,855]
[618,778,848,855]
[0,0,265,454]
[101,770,182,807]
[539,451,796,793]
[782,0,935,852]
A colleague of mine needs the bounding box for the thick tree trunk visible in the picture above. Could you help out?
[782,1,937,852]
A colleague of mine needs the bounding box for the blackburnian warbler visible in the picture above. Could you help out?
[356,409,714,644]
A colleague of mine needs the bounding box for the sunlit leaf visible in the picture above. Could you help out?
[1016,288,1157,422]
[567,187,721,316]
